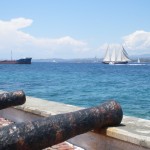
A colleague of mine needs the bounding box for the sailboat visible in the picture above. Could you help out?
[102,45,131,64]
[137,58,140,63]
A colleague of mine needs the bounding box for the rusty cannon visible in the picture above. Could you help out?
[0,100,123,150]
[0,90,26,110]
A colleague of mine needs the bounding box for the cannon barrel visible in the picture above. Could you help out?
[0,91,26,110]
[0,100,123,150]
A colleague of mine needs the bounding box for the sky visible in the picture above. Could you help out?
[0,0,150,59]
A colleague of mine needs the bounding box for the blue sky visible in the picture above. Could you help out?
[0,0,150,59]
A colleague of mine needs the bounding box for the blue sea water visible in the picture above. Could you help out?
[0,62,150,120]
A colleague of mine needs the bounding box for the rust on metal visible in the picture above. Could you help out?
[0,100,123,150]
[0,91,26,110]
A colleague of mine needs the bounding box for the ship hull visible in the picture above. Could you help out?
[102,61,128,64]
[0,58,32,64]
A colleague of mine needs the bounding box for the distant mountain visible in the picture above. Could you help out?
[131,54,150,59]
[32,54,150,63]
[32,59,50,62]
[33,58,102,63]
[130,54,150,62]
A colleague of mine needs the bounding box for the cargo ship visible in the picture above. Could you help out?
[0,57,32,64]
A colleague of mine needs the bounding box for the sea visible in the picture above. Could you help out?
[0,62,150,120]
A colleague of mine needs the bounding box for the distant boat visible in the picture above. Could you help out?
[0,58,32,64]
[137,58,140,63]
[0,51,32,64]
[102,45,131,64]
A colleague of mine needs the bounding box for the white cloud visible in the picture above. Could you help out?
[123,30,150,52]
[98,30,150,58]
[32,36,87,50]
[0,18,88,59]
[1,18,150,59]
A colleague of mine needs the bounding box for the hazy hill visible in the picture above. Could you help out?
[32,54,150,63]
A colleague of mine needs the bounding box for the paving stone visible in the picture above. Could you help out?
[44,142,84,150]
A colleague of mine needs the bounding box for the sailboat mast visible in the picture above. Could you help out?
[103,45,110,61]
[11,50,13,60]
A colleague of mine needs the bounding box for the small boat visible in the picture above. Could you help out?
[137,58,140,63]
[102,45,131,64]
[0,57,32,64]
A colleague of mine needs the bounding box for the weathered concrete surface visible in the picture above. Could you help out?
[68,131,150,150]
[103,116,150,148]
[0,107,42,122]
[15,95,83,117]
[69,117,150,150]
[69,116,150,150]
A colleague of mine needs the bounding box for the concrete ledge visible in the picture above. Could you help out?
[15,95,83,117]
[101,116,150,148]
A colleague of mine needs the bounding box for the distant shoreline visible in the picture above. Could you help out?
[32,57,150,63]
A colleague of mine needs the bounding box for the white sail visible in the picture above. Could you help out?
[111,49,116,61]
[137,58,140,63]
[116,46,130,62]
[103,46,110,61]
[116,49,122,62]
[102,45,131,64]
[122,50,131,61]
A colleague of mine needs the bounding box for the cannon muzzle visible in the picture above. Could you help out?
[0,91,26,110]
[0,100,123,150]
